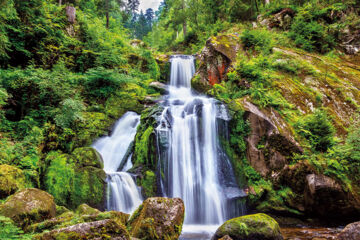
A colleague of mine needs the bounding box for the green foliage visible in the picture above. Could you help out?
[289,4,336,53]
[0,215,32,240]
[55,99,85,129]
[296,110,335,152]
[241,29,273,55]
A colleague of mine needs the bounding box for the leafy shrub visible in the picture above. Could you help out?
[55,99,85,129]
[289,6,335,53]
[0,215,32,240]
[296,110,335,152]
[241,29,273,55]
[83,68,135,99]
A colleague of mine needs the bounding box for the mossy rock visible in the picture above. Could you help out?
[71,147,103,169]
[75,203,101,215]
[128,197,185,240]
[213,213,283,240]
[36,219,130,240]
[0,188,56,229]
[0,164,26,199]
[71,166,106,209]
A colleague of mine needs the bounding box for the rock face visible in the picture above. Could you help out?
[128,197,185,240]
[193,34,240,91]
[0,188,56,228]
[149,81,168,94]
[38,219,130,240]
[65,6,76,23]
[0,164,26,199]
[304,174,359,218]
[258,8,295,30]
[241,99,302,177]
[213,213,283,240]
[337,221,360,240]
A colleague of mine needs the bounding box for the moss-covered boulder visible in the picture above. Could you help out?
[71,147,103,168]
[213,213,283,240]
[71,166,106,210]
[0,164,26,199]
[0,188,56,228]
[37,219,130,240]
[75,203,101,215]
[128,197,185,240]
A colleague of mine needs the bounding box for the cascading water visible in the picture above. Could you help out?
[156,55,245,238]
[93,112,143,214]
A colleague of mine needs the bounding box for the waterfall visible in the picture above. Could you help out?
[93,112,143,214]
[156,55,245,237]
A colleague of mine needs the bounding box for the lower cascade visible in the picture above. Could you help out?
[93,112,143,214]
[156,55,245,237]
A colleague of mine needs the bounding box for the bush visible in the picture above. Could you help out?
[296,110,335,152]
[289,6,335,53]
[55,98,85,129]
[0,215,32,240]
[241,29,273,55]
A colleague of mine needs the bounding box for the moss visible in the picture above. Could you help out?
[215,213,282,240]
[71,147,103,168]
[129,198,184,240]
[133,126,155,167]
[71,166,106,209]
[140,171,157,197]
[75,204,100,215]
[0,164,26,199]
[0,188,56,229]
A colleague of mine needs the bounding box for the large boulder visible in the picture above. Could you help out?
[337,221,360,240]
[128,197,185,240]
[304,174,360,218]
[240,99,302,177]
[71,147,103,168]
[0,188,56,228]
[37,219,130,240]
[0,164,26,199]
[213,213,283,240]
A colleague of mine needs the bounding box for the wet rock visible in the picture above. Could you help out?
[219,235,233,240]
[37,219,130,240]
[337,221,360,240]
[128,197,185,240]
[149,81,168,94]
[213,213,283,240]
[304,174,359,218]
[0,188,56,228]
[0,164,26,199]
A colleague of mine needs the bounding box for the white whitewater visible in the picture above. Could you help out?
[156,56,245,239]
[93,112,143,214]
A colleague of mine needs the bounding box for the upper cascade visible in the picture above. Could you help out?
[156,55,244,229]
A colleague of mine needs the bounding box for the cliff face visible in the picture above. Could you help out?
[192,31,360,221]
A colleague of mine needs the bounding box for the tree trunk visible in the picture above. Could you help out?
[265,0,270,4]
[106,0,109,28]
[59,0,62,6]
[183,21,187,37]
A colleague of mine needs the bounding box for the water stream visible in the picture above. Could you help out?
[93,112,143,214]
[156,55,245,238]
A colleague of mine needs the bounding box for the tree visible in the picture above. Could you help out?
[127,0,139,14]
[145,8,154,25]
